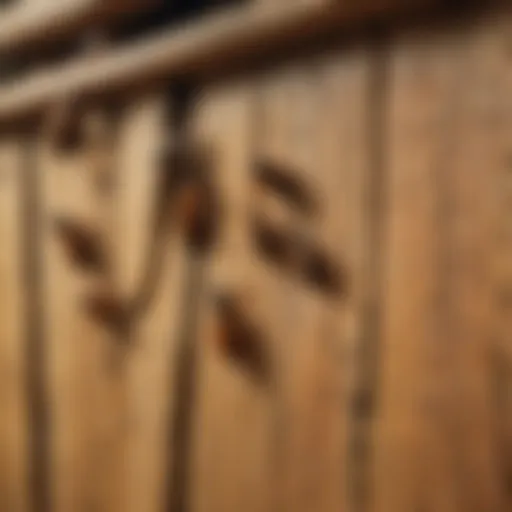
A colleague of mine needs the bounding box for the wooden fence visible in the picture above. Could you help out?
[0,1,511,511]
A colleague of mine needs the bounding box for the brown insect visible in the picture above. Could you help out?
[214,294,269,382]
[54,217,106,272]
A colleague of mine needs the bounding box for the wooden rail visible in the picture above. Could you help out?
[0,0,435,125]
[0,0,149,54]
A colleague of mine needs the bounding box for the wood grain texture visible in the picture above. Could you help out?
[189,82,274,512]
[39,108,128,512]
[2,6,512,512]
[0,137,29,512]
[251,68,297,512]
[113,94,190,512]
[321,50,374,512]
[374,15,511,512]
[452,12,512,512]
[252,51,371,512]
[373,27,464,512]
[441,15,510,512]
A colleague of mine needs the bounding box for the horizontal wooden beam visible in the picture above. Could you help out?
[0,0,149,54]
[0,0,434,125]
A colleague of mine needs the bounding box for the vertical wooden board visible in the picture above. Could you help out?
[0,138,28,512]
[256,63,322,512]
[241,68,299,512]
[375,16,511,512]
[252,51,371,512]
[318,51,373,512]
[400,15,512,512]
[114,94,189,512]
[299,51,372,512]
[189,82,274,512]
[373,29,463,512]
[444,13,512,512]
[454,11,512,510]
[39,114,127,512]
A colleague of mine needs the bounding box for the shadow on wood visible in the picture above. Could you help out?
[214,293,270,385]
[251,215,347,298]
[254,157,319,216]
[54,216,107,272]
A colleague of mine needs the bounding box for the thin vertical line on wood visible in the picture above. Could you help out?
[166,251,205,512]
[165,84,203,512]
[22,131,51,512]
[347,32,389,512]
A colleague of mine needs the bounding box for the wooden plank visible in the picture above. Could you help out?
[373,29,464,512]
[113,93,190,512]
[466,12,512,511]
[39,108,129,512]
[0,0,150,55]
[374,18,510,512]
[256,63,330,512]
[428,17,511,512]
[450,14,512,512]
[0,0,435,125]
[321,51,375,512]
[250,68,297,512]
[0,137,29,512]
[188,82,274,512]
[250,50,370,512]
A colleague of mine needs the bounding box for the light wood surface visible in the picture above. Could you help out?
[39,108,128,512]
[114,93,190,512]
[188,81,274,512]
[256,53,372,512]
[0,3,511,512]
[373,29,461,512]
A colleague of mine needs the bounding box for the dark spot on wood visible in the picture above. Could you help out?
[52,120,83,153]
[251,216,293,269]
[54,217,106,272]
[47,98,86,153]
[252,217,347,297]
[160,139,205,190]
[83,290,129,337]
[300,241,347,297]
[183,180,220,252]
[254,158,319,216]
[159,138,219,252]
[214,294,269,384]
[351,389,374,419]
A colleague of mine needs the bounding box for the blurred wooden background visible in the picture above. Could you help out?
[0,1,511,511]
